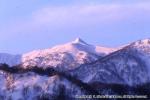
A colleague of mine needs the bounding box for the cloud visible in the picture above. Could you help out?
[1,2,150,35]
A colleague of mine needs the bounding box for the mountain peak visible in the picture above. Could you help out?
[133,38,150,46]
[141,38,150,44]
[72,38,88,45]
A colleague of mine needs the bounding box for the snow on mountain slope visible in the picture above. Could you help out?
[131,38,150,76]
[0,38,150,100]
[71,38,150,86]
[0,53,21,66]
[0,38,116,69]
[22,38,116,69]
[0,68,89,100]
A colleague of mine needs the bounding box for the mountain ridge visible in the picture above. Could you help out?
[0,38,150,100]
[0,38,116,69]
[71,38,150,86]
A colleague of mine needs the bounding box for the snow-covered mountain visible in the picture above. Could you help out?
[0,38,116,69]
[22,38,116,69]
[0,38,150,100]
[0,38,115,70]
[0,67,97,100]
[1,38,150,86]
[71,38,150,86]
